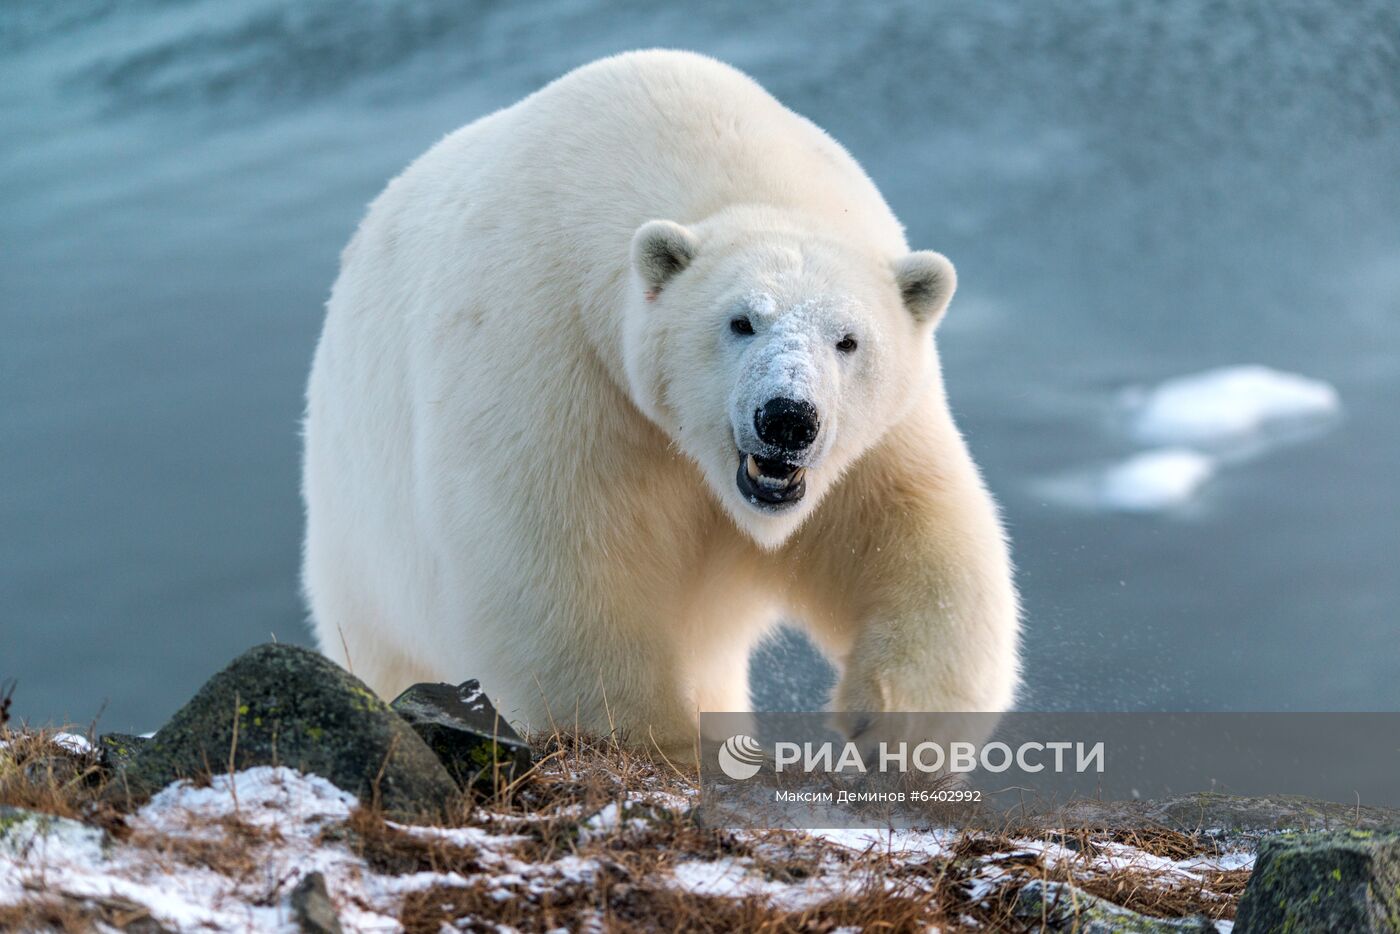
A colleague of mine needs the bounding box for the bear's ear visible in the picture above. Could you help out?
[632,220,699,299]
[892,251,957,327]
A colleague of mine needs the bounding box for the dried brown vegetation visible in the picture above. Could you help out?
[1,723,1251,931]
[336,805,484,876]
[0,893,159,934]
[0,728,129,840]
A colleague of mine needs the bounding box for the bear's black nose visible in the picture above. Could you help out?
[755,397,820,452]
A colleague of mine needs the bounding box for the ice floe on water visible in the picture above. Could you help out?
[1036,451,1217,516]
[1041,365,1340,514]
[1124,365,1340,448]
[1097,448,1217,513]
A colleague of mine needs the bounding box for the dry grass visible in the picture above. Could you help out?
[334,805,484,876]
[1071,865,1238,922]
[0,898,95,934]
[1,722,1252,931]
[0,897,174,933]
[400,877,771,934]
[398,729,1248,932]
[944,825,1245,925]
[399,877,955,934]
[124,813,273,881]
[4,890,175,934]
[0,726,129,842]
[1107,826,1213,862]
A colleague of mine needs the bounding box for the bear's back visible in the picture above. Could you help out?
[516,50,906,250]
[372,50,907,272]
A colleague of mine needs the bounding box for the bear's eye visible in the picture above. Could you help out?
[836,335,858,353]
[730,316,755,336]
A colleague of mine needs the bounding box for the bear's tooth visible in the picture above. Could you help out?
[745,454,761,481]
[792,467,806,485]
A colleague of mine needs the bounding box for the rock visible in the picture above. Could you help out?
[291,871,343,934]
[1150,793,1400,835]
[107,643,458,820]
[114,911,176,934]
[1014,880,1215,932]
[1008,792,1400,847]
[390,680,533,792]
[22,754,88,789]
[1234,829,1400,933]
[97,732,149,773]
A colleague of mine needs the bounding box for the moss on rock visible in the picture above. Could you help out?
[96,732,148,775]
[1014,880,1215,932]
[106,644,457,821]
[1234,829,1400,933]
[389,680,533,793]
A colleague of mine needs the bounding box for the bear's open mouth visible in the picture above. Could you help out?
[736,451,807,508]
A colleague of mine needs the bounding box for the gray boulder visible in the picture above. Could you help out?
[291,871,343,934]
[1009,792,1400,847]
[1234,829,1400,933]
[390,680,533,792]
[107,643,457,820]
[97,732,149,774]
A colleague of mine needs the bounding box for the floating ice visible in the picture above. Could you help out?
[1098,448,1216,512]
[1128,365,1340,447]
[1041,365,1341,514]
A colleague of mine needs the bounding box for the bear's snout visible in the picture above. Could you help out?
[754,397,820,453]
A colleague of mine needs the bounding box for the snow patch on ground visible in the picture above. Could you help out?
[134,766,355,835]
[0,767,527,931]
[669,854,868,910]
[806,826,954,857]
[0,765,1253,930]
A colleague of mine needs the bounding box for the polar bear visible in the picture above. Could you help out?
[302,50,1019,756]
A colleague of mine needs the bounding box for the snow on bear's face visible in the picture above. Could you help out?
[624,219,957,549]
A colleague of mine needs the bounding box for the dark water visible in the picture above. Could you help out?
[4,1,1398,731]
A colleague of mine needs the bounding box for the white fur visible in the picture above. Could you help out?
[302,50,1019,757]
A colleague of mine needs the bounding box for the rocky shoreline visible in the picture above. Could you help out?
[2,644,1397,931]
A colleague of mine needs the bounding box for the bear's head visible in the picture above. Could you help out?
[622,215,956,549]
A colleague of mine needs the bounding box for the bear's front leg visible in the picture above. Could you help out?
[788,418,1020,751]
[829,606,1016,761]
[830,554,1019,732]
